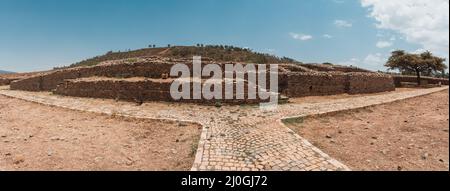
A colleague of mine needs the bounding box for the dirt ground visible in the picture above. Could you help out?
[0,95,201,171]
[286,89,449,171]
[289,88,415,104]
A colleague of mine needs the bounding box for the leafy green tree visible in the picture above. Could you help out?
[386,50,447,85]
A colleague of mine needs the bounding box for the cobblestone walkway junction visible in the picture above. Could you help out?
[1,86,447,171]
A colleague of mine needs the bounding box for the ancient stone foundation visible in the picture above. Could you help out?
[281,72,395,97]
[393,75,449,87]
[54,77,273,105]
[0,78,14,86]
[9,57,405,104]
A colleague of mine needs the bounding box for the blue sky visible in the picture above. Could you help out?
[1,0,448,72]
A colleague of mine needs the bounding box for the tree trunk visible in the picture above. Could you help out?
[416,70,421,85]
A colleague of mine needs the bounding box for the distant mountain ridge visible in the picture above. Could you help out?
[0,70,14,74]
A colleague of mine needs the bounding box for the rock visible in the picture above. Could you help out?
[371,136,378,140]
[175,139,180,143]
[0,135,6,138]
[126,160,134,166]
[94,157,103,163]
[4,152,11,156]
[439,159,445,163]
[338,130,343,134]
[13,156,25,165]
[325,134,332,139]
[50,137,62,141]
[47,150,53,156]
[380,150,389,155]
[421,153,430,160]
[397,166,403,171]
[178,122,188,127]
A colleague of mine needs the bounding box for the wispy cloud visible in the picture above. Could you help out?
[334,20,352,28]
[376,41,393,48]
[332,0,345,4]
[290,33,313,41]
[339,53,387,71]
[323,34,333,39]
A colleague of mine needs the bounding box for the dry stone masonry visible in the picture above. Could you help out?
[8,56,446,104]
[393,75,449,87]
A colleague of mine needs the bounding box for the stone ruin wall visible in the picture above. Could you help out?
[283,72,348,97]
[9,58,401,103]
[54,78,270,105]
[393,75,449,87]
[11,61,178,91]
[0,78,15,86]
[10,59,278,92]
[281,72,395,97]
[347,73,396,94]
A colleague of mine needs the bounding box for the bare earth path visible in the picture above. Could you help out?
[0,95,201,171]
[0,86,448,171]
[287,90,449,171]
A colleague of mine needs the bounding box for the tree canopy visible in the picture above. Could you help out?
[385,50,447,84]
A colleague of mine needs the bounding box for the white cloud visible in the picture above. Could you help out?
[334,20,353,28]
[338,58,360,66]
[376,41,393,48]
[363,53,386,69]
[339,53,387,71]
[323,34,333,39]
[290,33,313,41]
[361,0,449,61]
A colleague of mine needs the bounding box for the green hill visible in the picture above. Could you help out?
[68,45,299,68]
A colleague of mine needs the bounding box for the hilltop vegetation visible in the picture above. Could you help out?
[68,45,299,68]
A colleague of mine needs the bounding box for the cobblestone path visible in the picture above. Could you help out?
[1,86,447,171]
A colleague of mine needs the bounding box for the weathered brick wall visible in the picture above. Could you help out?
[347,73,395,94]
[393,75,449,87]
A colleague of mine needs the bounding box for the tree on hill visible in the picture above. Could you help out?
[385,50,447,85]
